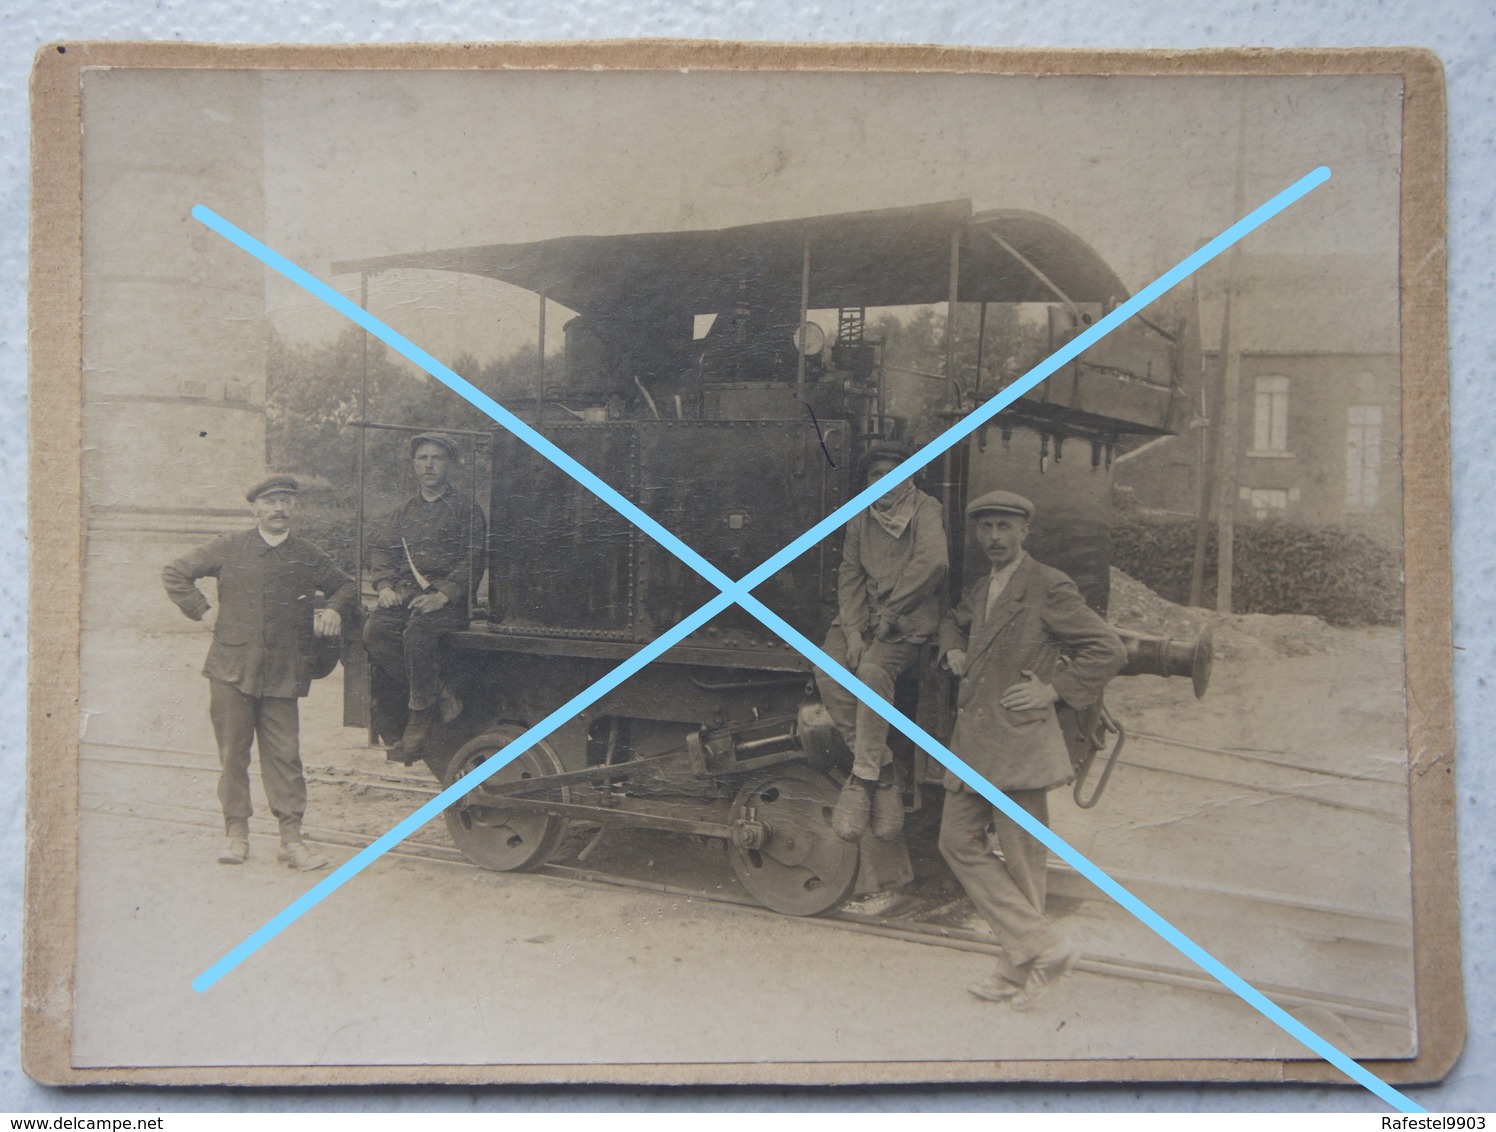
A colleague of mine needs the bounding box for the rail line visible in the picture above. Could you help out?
[81,739,1415,925]
[78,732,1412,885]
[1129,730,1407,787]
[80,747,1414,1032]
[1114,731,1407,820]
[83,729,1409,816]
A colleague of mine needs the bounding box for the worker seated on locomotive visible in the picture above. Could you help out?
[363,432,488,759]
[815,439,948,844]
[938,490,1126,1010]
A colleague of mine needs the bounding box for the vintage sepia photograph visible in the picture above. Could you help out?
[26,46,1455,1085]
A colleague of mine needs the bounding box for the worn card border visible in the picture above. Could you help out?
[23,40,1458,1088]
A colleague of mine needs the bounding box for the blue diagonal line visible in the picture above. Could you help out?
[734,592,1424,1114]
[738,169,1333,590]
[192,590,735,991]
[192,203,742,603]
[188,168,1425,1112]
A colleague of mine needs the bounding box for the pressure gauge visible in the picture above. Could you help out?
[792,321,826,356]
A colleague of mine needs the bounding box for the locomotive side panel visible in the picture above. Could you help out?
[635,418,849,643]
[488,425,639,638]
[487,417,850,647]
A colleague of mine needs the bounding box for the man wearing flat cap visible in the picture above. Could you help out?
[937,489,1125,1010]
[818,440,948,843]
[364,433,488,758]
[162,475,356,869]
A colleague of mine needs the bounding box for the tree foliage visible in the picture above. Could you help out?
[1111,516,1403,627]
[870,304,1050,441]
[264,327,550,570]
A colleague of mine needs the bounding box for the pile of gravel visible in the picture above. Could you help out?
[1108,567,1333,660]
[1108,568,1210,639]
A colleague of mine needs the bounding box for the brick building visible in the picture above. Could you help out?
[1114,253,1400,544]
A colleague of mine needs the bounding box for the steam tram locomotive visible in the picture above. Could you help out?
[334,200,1211,916]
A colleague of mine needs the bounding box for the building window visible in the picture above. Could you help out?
[1347,404,1383,511]
[1252,375,1289,454]
[1247,488,1289,519]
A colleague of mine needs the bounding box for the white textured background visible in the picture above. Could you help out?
[3,1,1492,1115]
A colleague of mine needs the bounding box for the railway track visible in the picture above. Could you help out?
[82,736,1415,930]
[84,723,1409,816]
[81,740,1415,1032]
[1117,730,1408,820]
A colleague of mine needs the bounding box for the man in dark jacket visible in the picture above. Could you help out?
[818,441,948,843]
[162,475,355,869]
[363,433,488,758]
[938,490,1126,1010]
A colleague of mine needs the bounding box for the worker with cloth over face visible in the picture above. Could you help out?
[938,489,1126,1010]
[363,432,488,759]
[816,440,948,843]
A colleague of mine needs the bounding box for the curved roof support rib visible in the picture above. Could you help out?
[972,222,1082,319]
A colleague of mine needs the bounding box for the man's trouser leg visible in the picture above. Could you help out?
[814,626,859,749]
[401,604,466,711]
[209,679,256,834]
[814,629,920,780]
[362,606,411,743]
[848,639,919,780]
[989,787,1052,914]
[938,784,1058,964]
[253,695,306,843]
[363,605,411,687]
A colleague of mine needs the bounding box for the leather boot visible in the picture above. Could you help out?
[218,820,249,865]
[438,684,463,725]
[278,841,329,871]
[399,705,437,755]
[967,955,1027,1002]
[831,775,875,842]
[1010,942,1081,1012]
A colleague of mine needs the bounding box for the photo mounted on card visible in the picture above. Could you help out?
[25,43,1458,1087]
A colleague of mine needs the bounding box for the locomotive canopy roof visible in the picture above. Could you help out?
[332,200,1132,317]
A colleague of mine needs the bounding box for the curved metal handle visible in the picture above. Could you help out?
[1073,706,1126,809]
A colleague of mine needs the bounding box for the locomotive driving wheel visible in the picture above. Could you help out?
[726,765,860,916]
[442,726,569,872]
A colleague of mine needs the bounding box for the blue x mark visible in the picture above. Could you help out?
[187,166,1426,1112]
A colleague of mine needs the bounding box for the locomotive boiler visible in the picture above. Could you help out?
[333,199,1211,915]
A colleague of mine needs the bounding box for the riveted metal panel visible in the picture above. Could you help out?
[635,418,848,644]
[488,425,638,638]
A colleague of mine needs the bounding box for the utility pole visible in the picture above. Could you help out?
[1213,97,1250,614]
[1214,269,1241,614]
[1189,277,1217,608]
[945,225,962,411]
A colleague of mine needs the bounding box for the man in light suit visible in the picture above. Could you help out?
[938,490,1126,1009]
